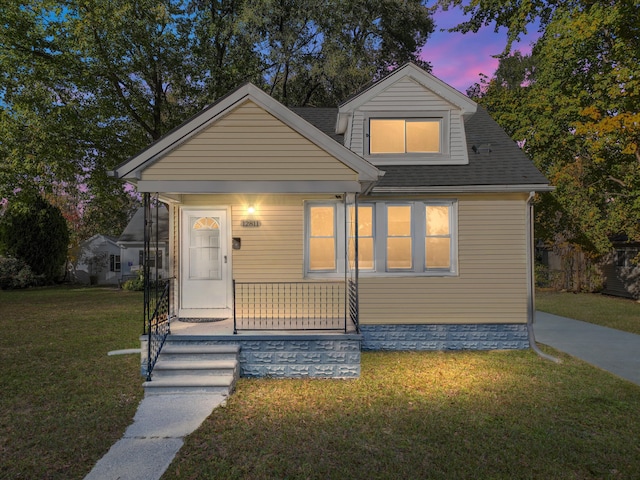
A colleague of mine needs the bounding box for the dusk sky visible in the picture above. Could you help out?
[423,8,541,94]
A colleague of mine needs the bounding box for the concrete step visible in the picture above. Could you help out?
[152,359,238,378]
[143,375,235,395]
[144,341,240,395]
[159,344,240,361]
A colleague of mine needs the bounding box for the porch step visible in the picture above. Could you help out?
[159,344,240,361]
[144,342,240,396]
[143,375,235,395]
[153,359,238,377]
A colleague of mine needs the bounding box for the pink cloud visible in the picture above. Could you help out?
[422,8,540,93]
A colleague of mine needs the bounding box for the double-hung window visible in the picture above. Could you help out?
[305,200,457,276]
[109,254,121,273]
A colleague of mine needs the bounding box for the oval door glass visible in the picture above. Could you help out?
[189,216,221,280]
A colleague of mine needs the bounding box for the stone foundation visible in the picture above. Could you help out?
[360,324,529,351]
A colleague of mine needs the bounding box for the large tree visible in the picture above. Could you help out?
[1,0,433,240]
[453,0,640,259]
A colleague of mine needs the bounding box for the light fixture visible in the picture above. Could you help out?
[247,205,255,214]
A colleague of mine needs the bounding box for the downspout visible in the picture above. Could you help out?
[526,191,561,363]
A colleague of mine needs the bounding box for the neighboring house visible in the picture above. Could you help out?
[111,63,553,378]
[601,236,640,299]
[118,206,170,282]
[75,234,121,285]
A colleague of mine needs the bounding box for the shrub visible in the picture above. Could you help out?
[0,193,70,283]
[0,257,44,290]
[122,270,144,291]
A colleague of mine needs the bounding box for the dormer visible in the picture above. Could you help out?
[336,63,477,166]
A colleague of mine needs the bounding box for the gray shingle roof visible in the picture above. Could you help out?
[118,206,169,243]
[292,105,550,191]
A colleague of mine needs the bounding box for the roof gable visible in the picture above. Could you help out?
[337,63,477,134]
[113,83,380,184]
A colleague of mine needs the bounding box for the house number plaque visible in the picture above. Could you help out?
[241,219,261,227]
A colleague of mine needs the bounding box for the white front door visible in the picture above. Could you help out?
[180,208,231,318]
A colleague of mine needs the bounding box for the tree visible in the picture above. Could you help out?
[0,193,70,283]
[246,0,433,106]
[452,1,640,261]
[1,0,434,241]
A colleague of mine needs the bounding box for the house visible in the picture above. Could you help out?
[75,234,121,285]
[601,236,640,299]
[110,63,553,380]
[117,206,170,283]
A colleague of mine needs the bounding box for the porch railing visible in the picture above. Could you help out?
[233,281,357,333]
[144,279,171,381]
[348,279,359,333]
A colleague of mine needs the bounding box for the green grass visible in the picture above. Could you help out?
[3,287,640,479]
[0,286,144,480]
[537,290,640,335]
[166,350,640,479]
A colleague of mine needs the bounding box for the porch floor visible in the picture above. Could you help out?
[169,317,358,336]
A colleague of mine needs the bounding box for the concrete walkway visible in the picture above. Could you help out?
[84,394,226,480]
[534,311,640,386]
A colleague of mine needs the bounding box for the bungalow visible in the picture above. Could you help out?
[75,234,121,285]
[117,206,170,284]
[111,63,553,381]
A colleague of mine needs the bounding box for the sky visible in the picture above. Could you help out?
[422,8,541,94]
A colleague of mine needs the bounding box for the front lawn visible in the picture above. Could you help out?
[3,286,640,479]
[537,290,640,335]
[166,354,640,479]
[0,286,144,479]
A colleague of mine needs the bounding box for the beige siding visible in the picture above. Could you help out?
[346,77,468,163]
[142,101,357,182]
[172,193,529,324]
[180,194,335,282]
[358,194,529,325]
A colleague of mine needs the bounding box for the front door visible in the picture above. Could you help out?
[180,208,230,318]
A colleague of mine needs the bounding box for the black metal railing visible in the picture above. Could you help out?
[145,279,171,381]
[348,279,359,333]
[234,281,356,333]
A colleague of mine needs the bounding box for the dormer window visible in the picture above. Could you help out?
[370,119,440,154]
[364,111,450,165]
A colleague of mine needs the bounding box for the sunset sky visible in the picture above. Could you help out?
[423,8,541,93]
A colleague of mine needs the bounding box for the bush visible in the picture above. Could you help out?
[0,257,44,289]
[0,193,70,283]
[121,271,144,291]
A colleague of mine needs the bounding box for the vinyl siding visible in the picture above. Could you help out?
[346,77,467,164]
[172,193,529,324]
[358,194,529,324]
[180,194,335,282]
[143,101,357,182]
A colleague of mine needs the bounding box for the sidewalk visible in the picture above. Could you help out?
[84,394,226,480]
[534,311,640,386]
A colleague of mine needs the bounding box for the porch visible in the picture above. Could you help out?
[142,277,362,381]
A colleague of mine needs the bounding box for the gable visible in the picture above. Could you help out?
[142,100,359,182]
[112,83,381,194]
[343,77,470,166]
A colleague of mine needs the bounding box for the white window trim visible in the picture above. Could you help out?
[364,111,451,165]
[304,200,458,278]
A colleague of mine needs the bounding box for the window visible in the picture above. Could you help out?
[387,205,413,270]
[365,112,450,164]
[308,205,336,272]
[425,205,451,270]
[349,205,374,270]
[138,250,163,269]
[305,201,457,276]
[109,254,121,273]
[370,119,440,154]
